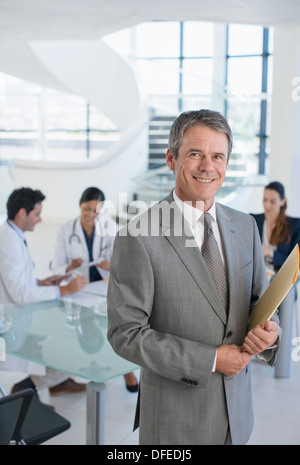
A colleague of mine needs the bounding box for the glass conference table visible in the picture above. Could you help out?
[0,281,138,445]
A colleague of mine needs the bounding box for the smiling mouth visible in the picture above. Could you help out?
[193,177,214,183]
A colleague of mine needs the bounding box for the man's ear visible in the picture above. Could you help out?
[166,148,176,171]
[17,207,27,221]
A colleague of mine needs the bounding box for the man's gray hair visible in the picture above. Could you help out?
[168,109,233,160]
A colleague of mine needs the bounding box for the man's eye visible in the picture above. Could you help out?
[214,155,226,162]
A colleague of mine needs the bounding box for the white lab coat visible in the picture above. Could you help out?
[0,221,57,306]
[0,220,57,375]
[51,214,118,280]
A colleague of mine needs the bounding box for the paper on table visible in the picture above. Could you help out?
[71,260,110,280]
[248,243,299,331]
[60,279,108,309]
[71,259,100,275]
[81,280,108,296]
[50,262,101,283]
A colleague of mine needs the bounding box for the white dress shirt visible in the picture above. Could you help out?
[173,191,225,263]
[173,190,225,372]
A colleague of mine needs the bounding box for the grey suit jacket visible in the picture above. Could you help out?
[107,192,279,445]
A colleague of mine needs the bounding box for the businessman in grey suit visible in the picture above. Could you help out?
[107,110,279,445]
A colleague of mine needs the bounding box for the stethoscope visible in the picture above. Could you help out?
[68,218,107,257]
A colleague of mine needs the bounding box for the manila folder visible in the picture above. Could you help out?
[248,243,299,331]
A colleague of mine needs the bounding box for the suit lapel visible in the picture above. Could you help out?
[160,193,227,325]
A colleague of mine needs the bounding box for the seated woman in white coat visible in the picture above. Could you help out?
[52,187,138,392]
[52,187,116,282]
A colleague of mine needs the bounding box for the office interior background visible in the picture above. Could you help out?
[1,0,300,445]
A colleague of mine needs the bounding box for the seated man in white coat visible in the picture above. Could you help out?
[0,187,88,397]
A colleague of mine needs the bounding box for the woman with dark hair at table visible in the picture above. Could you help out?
[251,181,300,274]
[52,186,138,393]
[251,183,300,378]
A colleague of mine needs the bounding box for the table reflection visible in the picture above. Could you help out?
[0,300,136,383]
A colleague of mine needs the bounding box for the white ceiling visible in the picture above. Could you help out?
[1,0,300,41]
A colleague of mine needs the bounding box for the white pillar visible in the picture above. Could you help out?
[38,88,47,160]
[270,25,300,216]
[212,23,227,113]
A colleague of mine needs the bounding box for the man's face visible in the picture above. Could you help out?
[22,202,43,231]
[166,125,229,211]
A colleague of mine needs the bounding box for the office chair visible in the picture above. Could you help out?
[0,388,71,445]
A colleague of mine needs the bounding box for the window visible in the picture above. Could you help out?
[120,21,272,174]
[228,24,263,55]
[135,22,180,58]
[131,21,215,113]
[0,75,40,160]
[0,73,119,162]
[183,22,214,57]
[0,21,273,175]
[226,24,272,174]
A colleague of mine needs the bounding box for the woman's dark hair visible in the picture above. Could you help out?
[79,187,105,204]
[265,181,290,245]
[7,188,45,220]
[265,181,285,200]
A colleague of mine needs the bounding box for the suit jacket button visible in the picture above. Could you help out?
[226,331,232,338]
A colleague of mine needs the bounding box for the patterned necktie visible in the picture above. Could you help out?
[201,212,229,313]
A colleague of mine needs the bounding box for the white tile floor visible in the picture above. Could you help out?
[1,221,300,445]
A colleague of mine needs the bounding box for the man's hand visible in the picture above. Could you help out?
[38,274,71,286]
[59,276,88,296]
[96,259,110,271]
[242,321,279,356]
[215,344,252,377]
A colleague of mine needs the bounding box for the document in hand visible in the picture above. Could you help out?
[248,243,299,331]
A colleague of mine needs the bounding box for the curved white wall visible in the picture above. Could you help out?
[0,41,70,93]
[269,25,300,217]
[13,105,149,222]
[0,39,149,222]
[29,40,142,131]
